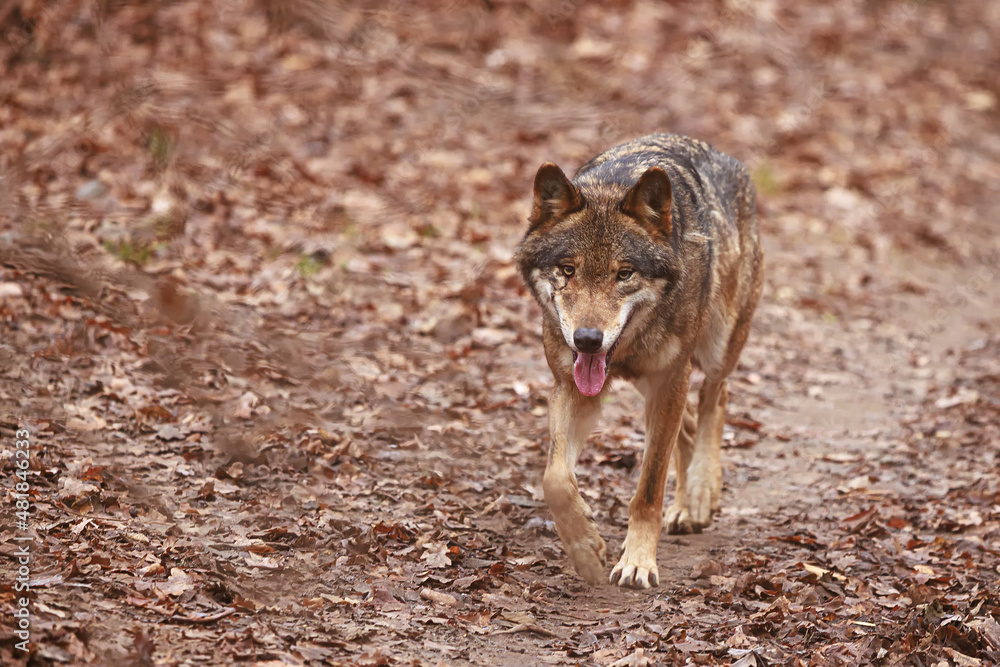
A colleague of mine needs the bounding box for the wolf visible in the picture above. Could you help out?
[515,134,764,588]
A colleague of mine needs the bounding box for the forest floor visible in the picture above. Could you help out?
[1,0,1000,665]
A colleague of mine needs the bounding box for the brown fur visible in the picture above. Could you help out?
[516,134,764,588]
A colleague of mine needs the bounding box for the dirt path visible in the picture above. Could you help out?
[449,229,1000,665]
[386,228,1000,667]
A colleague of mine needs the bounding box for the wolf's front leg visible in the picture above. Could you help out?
[543,382,605,584]
[612,364,691,588]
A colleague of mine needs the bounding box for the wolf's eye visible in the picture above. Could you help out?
[617,268,634,281]
[560,265,575,277]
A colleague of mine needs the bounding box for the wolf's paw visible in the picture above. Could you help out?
[686,482,715,533]
[610,537,659,589]
[664,504,693,535]
[565,531,607,585]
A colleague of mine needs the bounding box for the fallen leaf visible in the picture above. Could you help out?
[58,477,99,500]
[235,391,259,419]
[609,648,653,667]
[690,559,724,579]
[494,623,559,638]
[155,568,194,596]
[421,543,452,569]
[156,423,186,441]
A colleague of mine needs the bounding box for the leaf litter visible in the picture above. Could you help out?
[0,0,999,665]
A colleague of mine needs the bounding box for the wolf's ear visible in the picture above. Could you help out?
[623,167,673,235]
[529,163,581,228]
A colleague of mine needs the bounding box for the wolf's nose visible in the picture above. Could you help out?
[573,328,603,354]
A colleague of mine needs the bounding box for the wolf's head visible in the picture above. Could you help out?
[515,162,683,396]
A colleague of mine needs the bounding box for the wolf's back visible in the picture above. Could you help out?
[574,134,755,238]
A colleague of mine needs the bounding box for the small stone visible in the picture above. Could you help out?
[75,179,107,200]
[966,90,996,111]
[0,282,23,298]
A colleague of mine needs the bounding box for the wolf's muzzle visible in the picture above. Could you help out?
[573,328,603,354]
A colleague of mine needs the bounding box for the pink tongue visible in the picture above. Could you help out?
[573,352,608,396]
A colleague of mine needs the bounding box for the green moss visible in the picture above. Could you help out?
[752,161,779,196]
[296,255,323,276]
[418,224,441,238]
[146,126,173,170]
[103,239,158,266]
